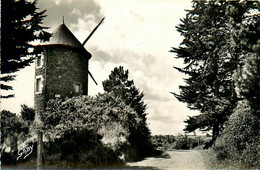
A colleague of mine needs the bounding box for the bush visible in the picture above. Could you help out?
[41,94,149,164]
[214,100,260,166]
[173,134,190,150]
[45,129,121,166]
[151,135,175,150]
[1,110,30,165]
[171,134,207,150]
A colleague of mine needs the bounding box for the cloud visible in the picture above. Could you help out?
[146,99,199,135]
[71,8,81,16]
[37,0,102,32]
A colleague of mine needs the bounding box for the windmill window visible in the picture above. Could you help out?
[36,53,43,68]
[36,56,41,66]
[35,75,43,93]
[74,83,81,93]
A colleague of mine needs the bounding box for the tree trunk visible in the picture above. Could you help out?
[12,135,18,164]
[212,124,219,146]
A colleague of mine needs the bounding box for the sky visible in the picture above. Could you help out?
[1,0,200,135]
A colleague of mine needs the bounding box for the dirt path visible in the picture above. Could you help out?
[127,150,216,170]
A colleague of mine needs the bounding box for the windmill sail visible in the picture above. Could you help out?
[88,71,98,85]
[82,17,105,46]
[83,17,105,86]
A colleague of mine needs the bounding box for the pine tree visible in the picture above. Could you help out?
[171,1,243,143]
[103,66,156,160]
[1,0,51,98]
[215,4,260,162]
[103,66,147,121]
[227,1,260,115]
[20,104,35,122]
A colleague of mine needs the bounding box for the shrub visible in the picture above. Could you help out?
[41,94,145,164]
[1,110,30,165]
[44,129,121,166]
[171,134,207,150]
[173,134,190,150]
[151,135,175,150]
[214,100,260,166]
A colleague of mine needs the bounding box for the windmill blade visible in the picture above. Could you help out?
[88,71,98,85]
[82,17,105,46]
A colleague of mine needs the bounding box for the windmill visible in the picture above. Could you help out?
[34,17,105,166]
[35,17,105,112]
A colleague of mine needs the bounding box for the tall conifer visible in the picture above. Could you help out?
[1,0,50,98]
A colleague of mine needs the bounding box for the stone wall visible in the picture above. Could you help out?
[45,45,90,100]
[34,48,47,113]
[34,45,91,112]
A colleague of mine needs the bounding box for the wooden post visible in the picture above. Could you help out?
[37,131,43,168]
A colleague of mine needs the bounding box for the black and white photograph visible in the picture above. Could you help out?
[1,0,260,169]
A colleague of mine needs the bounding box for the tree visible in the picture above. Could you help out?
[226,1,260,115]
[1,0,51,98]
[102,66,156,160]
[1,110,29,164]
[171,1,242,143]
[103,66,147,121]
[234,53,260,114]
[218,13,260,163]
[204,2,260,166]
[215,44,260,168]
[171,1,259,144]
[20,104,35,122]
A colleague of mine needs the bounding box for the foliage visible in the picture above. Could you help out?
[215,14,260,165]
[213,2,260,167]
[102,66,157,160]
[103,66,147,121]
[40,66,157,163]
[227,0,260,115]
[215,101,260,166]
[1,110,29,164]
[152,134,208,150]
[1,0,51,98]
[233,53,260,115]
[40,94,142,163]
[99,121,129,151]
[172,134,190,150]
[44,129,120,166]
[171,0,259,145]
[151,135,175,150]
[225,0,260,53]
[20,104,35,122]
[171,1,238,143]
[41,94,140,141]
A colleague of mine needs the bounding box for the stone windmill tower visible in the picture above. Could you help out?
[35,18,104,114]
[35,18,104,166]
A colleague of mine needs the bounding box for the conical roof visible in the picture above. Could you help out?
[42,24,83,49]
